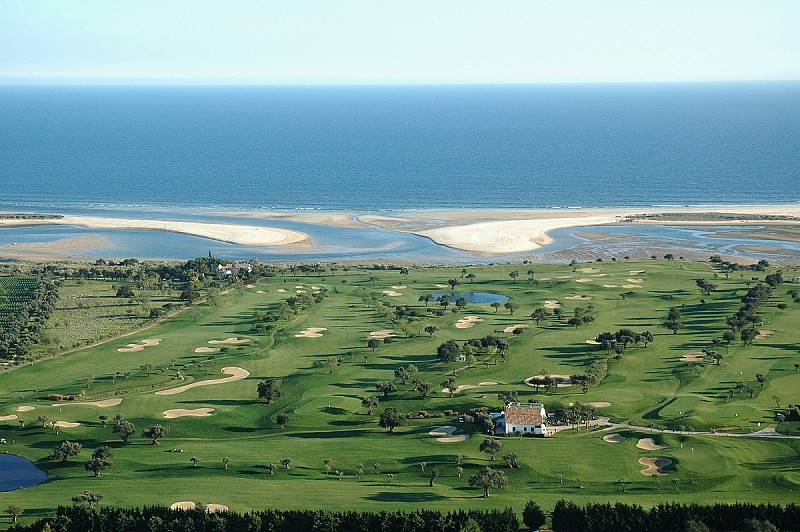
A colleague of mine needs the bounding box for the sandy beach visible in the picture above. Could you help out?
[0,215,309,247]
[3,205,800,258]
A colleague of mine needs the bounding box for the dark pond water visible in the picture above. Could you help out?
[0,453,48,491]
[433,292,510,304]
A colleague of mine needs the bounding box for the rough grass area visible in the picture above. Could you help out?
[2,260,800,526]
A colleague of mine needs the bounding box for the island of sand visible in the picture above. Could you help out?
[0,215,308,247]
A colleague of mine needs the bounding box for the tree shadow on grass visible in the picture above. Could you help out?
[365,491,450,502]
[222,426,261,433]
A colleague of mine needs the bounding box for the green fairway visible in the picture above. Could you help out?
[1,260,799,525]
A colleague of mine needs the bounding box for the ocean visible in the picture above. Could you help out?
[1,82,799,211]
[1,83,799,262]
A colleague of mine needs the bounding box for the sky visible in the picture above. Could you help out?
[1,0,799,84]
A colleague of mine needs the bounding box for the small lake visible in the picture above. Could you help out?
[0,453,48,491]
[433,292,510,304]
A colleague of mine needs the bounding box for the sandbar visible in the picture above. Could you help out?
[0,215,308,247]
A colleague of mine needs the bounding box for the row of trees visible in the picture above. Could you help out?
[0,277,59,360]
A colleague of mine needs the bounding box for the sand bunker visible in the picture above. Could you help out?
[577,267,602,273]
[277,288,287,293]
[603,284,618,288]
[543,300,561,309]
[603,433,627,443]
[195,347,221,353]
[170,502,229,512]
[17,406,35,412]
[443,381,498,394]
[208,337,251,345]
[623,284,643,289]
[295,327,327,338]
[435,284,450,288]
[455,315,484,329]
[391,285,407,289]
[368,329,396,339]
[163,408,215,419]
[0,414,18,421]
[256,290,267,294]
[155,367,250,395]
[296,290,307,294]
[117,338,162,352]
[629,270,647,275]
[681,352,705,362]
[382,290,403,297]
[565,295,593,300]
[586,401,612,408]
[311,285,322,290]
[756,330,775,340]
[295,285,304,289]
[54,421,80,428]
[590,273,608,277]
[503,324,529,333]
[585,339,601,345]
[428,426,471,443]
[626,278,644,283]
[525,374,573,387]
[54,398,123,408]
[637,438,669,451]
[575,278,592,283]
[246,284,256,288]
[539,277,552,281]
[639,457,672,476]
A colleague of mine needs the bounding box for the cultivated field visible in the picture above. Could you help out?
[1,260,799,525]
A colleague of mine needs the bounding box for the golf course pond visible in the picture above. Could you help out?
[433,292,510,304]
[0,453,48,491]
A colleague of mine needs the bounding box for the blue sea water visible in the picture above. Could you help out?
[1,82,798,211]
[0,83,799,262]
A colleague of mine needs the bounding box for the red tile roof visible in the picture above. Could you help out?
[505,404,544,425]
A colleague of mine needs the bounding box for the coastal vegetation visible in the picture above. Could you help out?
[1,258,799,528]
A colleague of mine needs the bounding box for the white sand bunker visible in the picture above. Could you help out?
[170,502,229,512]
[577,267,602,273]
[392,285,407,289]
[382,290,403,297]
[603,284,618,288]
[591,273,608,277]
[117,338,162,352]
[544,299,561,309]
[155,367,250,395]
[575,278,592,283]
[195,347,221,353]
[17,406,35,412]
[54,421,80,428]
[623,284,643,289]
[639,457,672,476]
[208,337,250,345]
[626,278,644,283]
[0,414,18,421]
[681,352,705,362]
[443,381,498,394]
[295,327,327,338]
[637,438,669,451]
[603,433,627,443]
[539,277,552,281]
[429,426,471,443]
[525,374,573,387]
[296,290,307,294]
[256,290,267,294]
[311,285,322,290]
[629,270,647,275]
[368,329,396,339]
[585,339,601,345]
[277,288,287,293]
[434,284,450,288]
[246,284,256,288]
[54,398,123,408]
[565,295,593,300]
[586,401,612,408]
[295,285,304,289]
[163,407,215,419]
[455,315,484,329]
[503,324,529,333]
[756,330,775,340]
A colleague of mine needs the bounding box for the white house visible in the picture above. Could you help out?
[494,402,548,436]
